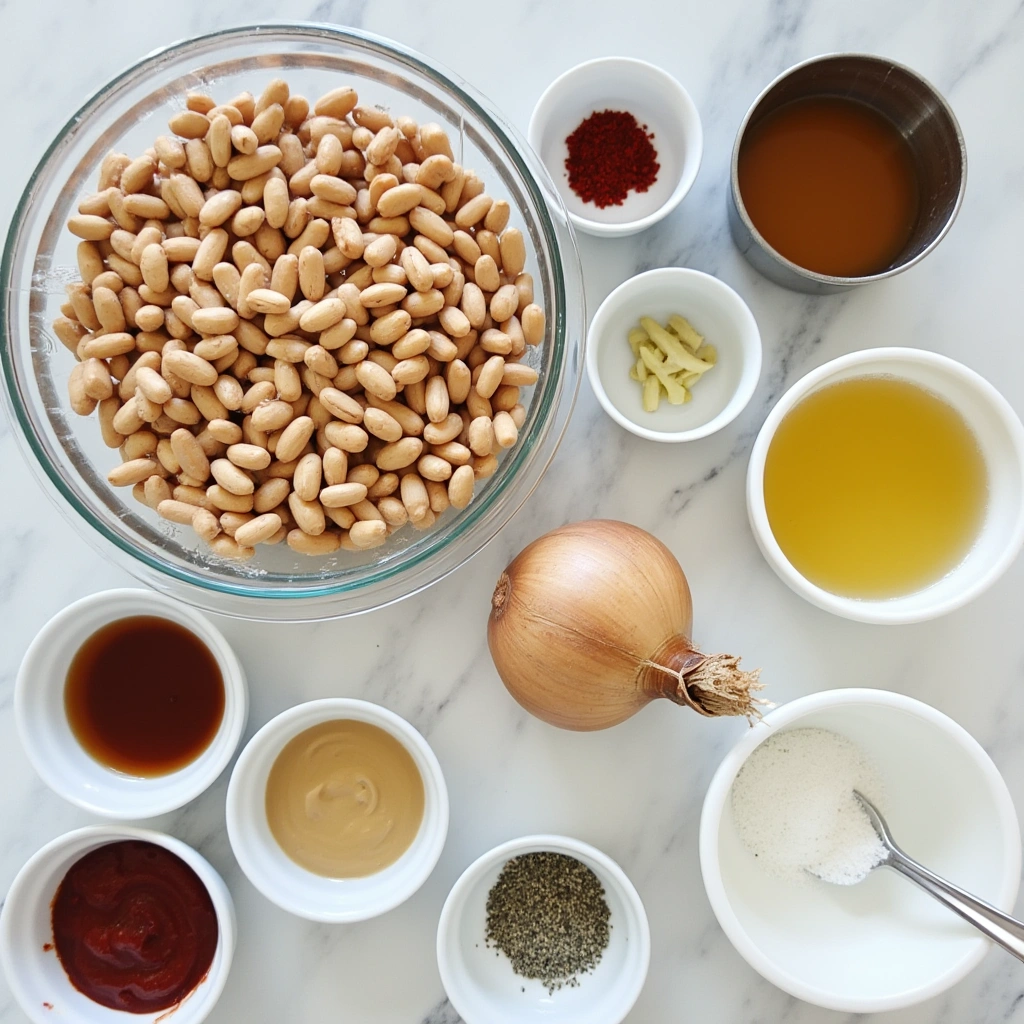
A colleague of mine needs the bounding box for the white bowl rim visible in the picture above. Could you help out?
[14,588,248,818]
[527,56,704,236]
[698,687,1022,1013]
[0,823,236,1024]
[436,832,651,1024]
[225,696,449,922]
[746,346,1024,622]
[586,266,762,441]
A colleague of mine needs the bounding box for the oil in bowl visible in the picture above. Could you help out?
[763,375,988,599]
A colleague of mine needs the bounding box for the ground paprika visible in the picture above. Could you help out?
[564,110,660,208]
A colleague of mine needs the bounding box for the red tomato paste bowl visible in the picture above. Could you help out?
[0,825,235,1024]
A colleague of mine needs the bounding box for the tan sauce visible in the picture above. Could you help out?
[265,720,424,878]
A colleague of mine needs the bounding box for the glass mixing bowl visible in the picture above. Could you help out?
[0,24,584,620]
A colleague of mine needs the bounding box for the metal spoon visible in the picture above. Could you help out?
[852,790,1024,962]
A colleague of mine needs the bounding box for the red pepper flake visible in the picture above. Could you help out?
[565,110,660,208]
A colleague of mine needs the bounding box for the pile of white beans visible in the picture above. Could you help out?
[57,78,545,559]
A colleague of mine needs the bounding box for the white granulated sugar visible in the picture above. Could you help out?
[730,727,887,885]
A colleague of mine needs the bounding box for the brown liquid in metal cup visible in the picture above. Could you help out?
[737,96,920,278]
[265,719,425,878]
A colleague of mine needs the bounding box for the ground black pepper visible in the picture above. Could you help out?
[484,852,611,993]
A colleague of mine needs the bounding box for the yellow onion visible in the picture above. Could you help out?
[488,519,764,730]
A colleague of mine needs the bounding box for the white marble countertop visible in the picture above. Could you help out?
[3,1,1024,1021]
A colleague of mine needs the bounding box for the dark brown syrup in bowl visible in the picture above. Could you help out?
[64,615,225,776]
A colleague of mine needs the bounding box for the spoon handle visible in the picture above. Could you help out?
[886,848,1024,962]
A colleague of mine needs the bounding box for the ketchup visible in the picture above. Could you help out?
[51,841,218,1013]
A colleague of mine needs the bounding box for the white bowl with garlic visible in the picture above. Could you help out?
[586,267,761,442]
[699,688,1021,1013]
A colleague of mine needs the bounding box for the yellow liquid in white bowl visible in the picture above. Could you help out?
[763,375,988,599]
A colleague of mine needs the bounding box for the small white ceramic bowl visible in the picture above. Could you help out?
[15,588,248,818]
[700,688,1021,1013]
[225,697,448,922]
[0,824,235,1024]
[746,348,1024,623]
[528,57,702,237]
[437,834,650,1024]
[587,267,762,441]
